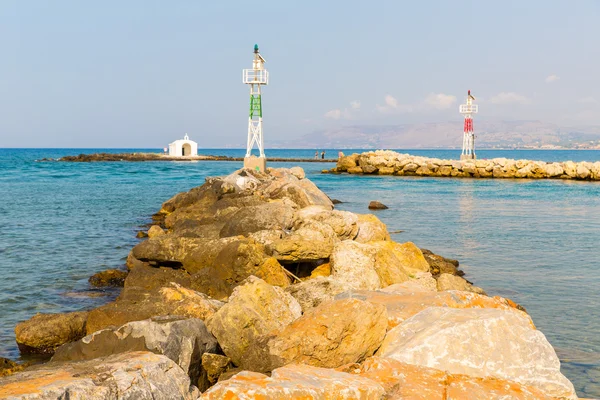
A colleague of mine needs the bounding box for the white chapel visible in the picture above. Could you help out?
[168,134,198,157]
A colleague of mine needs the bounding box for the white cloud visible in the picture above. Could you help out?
[384,95,398,108]
[489,92,531,105]
[376,95,414,114]
[545,74,560,83]
[324,102,357,120]
[578,96,599,105]
[424,93,457,110]
[324,109,342,119]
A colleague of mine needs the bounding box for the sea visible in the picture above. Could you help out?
[0,148,599,397]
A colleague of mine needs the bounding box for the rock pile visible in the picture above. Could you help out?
[2,167,578,399]
[328,150,600,181]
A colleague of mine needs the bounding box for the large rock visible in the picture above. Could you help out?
[124,264,191,291]
[381,272,437,292]
[285,277,353,313]
[544,162,564,177]
[368,201,388,210]
[189,240,290,299]
[268,220,336,262]
[388,241,430,274]
[266,298,387,369]
[336,154,359,171]
[376,307,576,399]
[330,241,382,290]
[354,214,390,243]
[15,311,88,355]
[446,374,558,400]
[247,229,285,247]
[52,316,217,389]
[336,289,527,330]
[205,276,301,370]
[201,364,385,399]
[330,240,410,290]
[577,163,591,179]
[293,206,359,240]
[421,248,460,276]
[147,225,166,238]
[0,351,198,399]
[261,170,333,209]
[219,201,296,238]
[563,161,577,177]
[437,273,486,295]
[356,357,556,400]
[89,269,128,288]
[202,353,231,385]
[131,236,252,271]
[357,356,446,398]
[86,283,222,334]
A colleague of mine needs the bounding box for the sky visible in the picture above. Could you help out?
[1,0,599,148]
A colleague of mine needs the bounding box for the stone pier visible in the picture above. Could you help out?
[327,150,600,181]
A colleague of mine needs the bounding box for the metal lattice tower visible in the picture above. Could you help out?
[459,90,478,160]
[243,44,269,159]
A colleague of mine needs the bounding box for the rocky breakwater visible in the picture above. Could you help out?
[3,167,578,399]
[328,150,600,181]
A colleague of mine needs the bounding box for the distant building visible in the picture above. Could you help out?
[168,134,198,157]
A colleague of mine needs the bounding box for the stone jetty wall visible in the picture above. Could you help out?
[52,152,337,163]
[328,150,600,181]
[0,167,579,399]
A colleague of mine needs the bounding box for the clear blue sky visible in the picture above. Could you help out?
[1,0,599,147]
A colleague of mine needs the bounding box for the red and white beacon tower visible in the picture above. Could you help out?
[459,90,478,160]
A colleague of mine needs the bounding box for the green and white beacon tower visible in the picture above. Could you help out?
[243,44,269,172]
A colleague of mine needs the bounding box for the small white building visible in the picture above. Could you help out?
[168,134,198,157]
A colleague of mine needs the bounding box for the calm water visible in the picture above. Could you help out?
[1,148,599,397]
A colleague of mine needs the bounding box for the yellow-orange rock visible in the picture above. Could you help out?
[309,263,331,278]
[354,214,390,243]
[201,363,385,399]
[358,357,446,399]
[330,240,411,290]
[447,374,556,400]
[266,298,388,369]
[387,241,430,274]
[86,282,222,334]
[205,276,301,370]
[356,357,556,400]
[337,289,527,329]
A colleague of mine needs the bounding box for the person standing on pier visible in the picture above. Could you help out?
[321,151,325,159]
[314,151,319,159]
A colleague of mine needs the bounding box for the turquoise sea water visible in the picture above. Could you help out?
[1,148,599,396]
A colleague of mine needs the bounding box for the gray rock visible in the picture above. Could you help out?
[285,277,353,313]
[0,351,198,399]
[52,316,218,389]
[85,283,223,335]
[219,201,296,238]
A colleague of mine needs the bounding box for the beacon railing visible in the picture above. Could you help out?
[243,69,269,85]
[459,104,478,114]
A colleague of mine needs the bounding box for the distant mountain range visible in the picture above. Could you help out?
[272,121,600,150]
